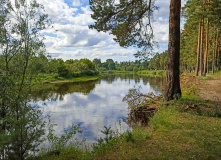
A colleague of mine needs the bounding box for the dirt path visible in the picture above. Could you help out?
[198,76,221,108]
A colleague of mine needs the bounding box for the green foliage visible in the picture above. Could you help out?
[58,65,69,77]
[89,0,157,52]
[35,145,90,160]
[148,53,161,70]
[66,59,98,77]
[93,58,102,69]
[182,82,199,96]
[33,124,88,160]
[137,70,166,77]
[149,99,155,104]
[92,126,120,157]
[125,130,134,142]
[148,51,168,70]
[133,67,139,73]
[91,55,168,73]
[126,66,134,71]
[181,0,221,74]
[80,58,96,71]
[98,126,118,144]
[0,77,46,159]
[0,0,50,159]
[45,124,82,154]
[27,57,99,83]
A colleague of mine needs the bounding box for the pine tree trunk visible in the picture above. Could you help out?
[207,53,209,73]
[196,21,201,76]
[215,28,218,69]
[212,26,216,74]
[200,7,204,76]
[204,0,210,76]
[204,17,209,76]
[165,0,181,101]
[217,29,220,70]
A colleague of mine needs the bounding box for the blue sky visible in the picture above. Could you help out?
[38,0,186,62]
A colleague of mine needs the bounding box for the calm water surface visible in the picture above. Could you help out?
[31,74,165,145]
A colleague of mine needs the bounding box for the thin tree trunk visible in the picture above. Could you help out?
[165,0,181,101]
[200,3,204,76]
[207,0,210,74]
[207,52,209,73]
[204,17,209,76]
[217,29,220,70]
[196,21,201,76]
[204,0,210,76]
[215,27,218,70]
[212,26,216,74]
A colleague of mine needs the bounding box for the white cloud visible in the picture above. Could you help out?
[37,0,78,23]
[72,0,81,6]
[37,0,187,61]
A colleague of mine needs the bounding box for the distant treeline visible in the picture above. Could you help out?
[0,54,99,78]
[0,51,169,79]
[93,50,168,72]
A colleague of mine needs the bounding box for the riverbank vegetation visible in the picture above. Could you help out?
[137,70,166,76]
[0,53,100,84]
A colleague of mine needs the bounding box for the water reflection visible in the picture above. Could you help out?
[31,80,98,101]
[31,74,165,145]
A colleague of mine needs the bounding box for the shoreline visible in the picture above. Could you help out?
[45,76,100,84]
[36,75,100,84]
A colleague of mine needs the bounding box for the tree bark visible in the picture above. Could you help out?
[200,3,204,76]
[212,26,216,74]
[204,0,210,76]
[196,21,201,76]
[215,27,218,69]
[217,29,220,70]
[165,0,181,101]
[204,17,209,76]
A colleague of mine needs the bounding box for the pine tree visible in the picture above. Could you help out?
[181,0,221,75]
[164,0,181,101]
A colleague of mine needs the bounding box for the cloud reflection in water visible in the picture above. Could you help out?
[33,75,164,145]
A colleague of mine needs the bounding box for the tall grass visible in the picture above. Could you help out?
[137,70,166,76]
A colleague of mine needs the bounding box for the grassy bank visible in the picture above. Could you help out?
[184,71,221,78]
[33,73,100,84]
[137,70,166,76]
[92,103,221,159]
[101,70,134,74]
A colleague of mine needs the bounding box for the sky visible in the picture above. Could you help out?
[37,0,187,62]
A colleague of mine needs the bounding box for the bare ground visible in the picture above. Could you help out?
[198,76,221,108]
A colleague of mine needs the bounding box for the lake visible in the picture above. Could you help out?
[31,74,165,147]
